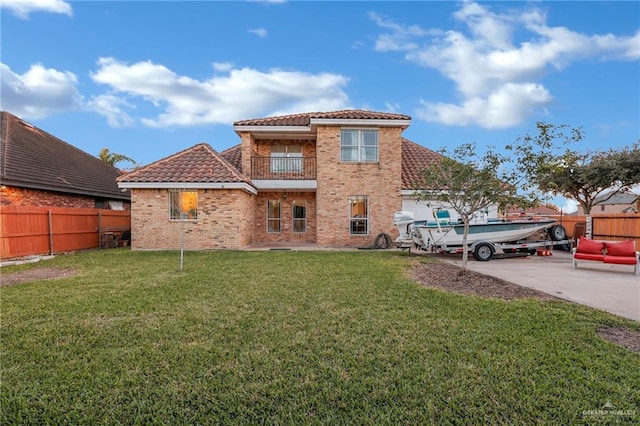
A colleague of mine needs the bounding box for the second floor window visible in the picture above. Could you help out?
[341,129,378,163]
[271,145,302,173]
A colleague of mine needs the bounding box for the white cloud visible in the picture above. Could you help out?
[417,83,552,129]
[248,28,268,38]
[384,101,401,113]
[371,1,640,128]
[0,62,82,119]
[368,12,434,52]
[213,62,234,72]
[87,94,134,128]
[560,197,578,214]
[1,0,72,19]
[90,57,350,127]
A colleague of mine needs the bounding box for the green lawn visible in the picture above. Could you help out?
[1,249,639,424]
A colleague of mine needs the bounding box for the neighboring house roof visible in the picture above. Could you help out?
[118,143,255,192]
[401,138,443,190]
[593,192,640,205]
[0,111,129,200]
[506,205,561,216]
[234,109,411,127]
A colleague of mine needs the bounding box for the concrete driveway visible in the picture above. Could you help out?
[423,249,640,322]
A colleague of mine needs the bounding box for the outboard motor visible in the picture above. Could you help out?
[393,211,415,249]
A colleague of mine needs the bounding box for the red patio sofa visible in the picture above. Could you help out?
[572,237,639,275]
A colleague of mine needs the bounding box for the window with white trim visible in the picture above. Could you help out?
[271,145,303,173]
[292,201,307,233]
[340,129,378,162]
[349,196,368,235]
[267,200,281,233]
[169,191,198,220]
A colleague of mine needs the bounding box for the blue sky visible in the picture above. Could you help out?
[2,0,639,211]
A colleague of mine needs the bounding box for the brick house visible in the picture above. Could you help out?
[577,192,640,215]
[117,110,443,250]
[1,111,130,209]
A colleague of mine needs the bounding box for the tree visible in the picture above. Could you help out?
[98,147,136,169]
[514,123,640,236]
[417,143,536,269]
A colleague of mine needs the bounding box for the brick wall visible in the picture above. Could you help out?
[240,132,254,176]
[254,139,317,157]
[132,125,404,250]
[0,186,95,208]
[131,188,255,250]
[315,126,403,247]
[253,191,317,243]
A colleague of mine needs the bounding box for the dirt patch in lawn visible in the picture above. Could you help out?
[0,267,76,286]
[410,259,556,301]
[597,326,640,353]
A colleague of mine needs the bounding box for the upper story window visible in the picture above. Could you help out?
[169,190,198,220]
[271,145,303,173]
[340,129,378,163]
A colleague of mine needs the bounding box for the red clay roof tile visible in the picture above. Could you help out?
[401,138,443,190]
[234,109,411,127]
[220,145,242,172]
[118,143,252,185]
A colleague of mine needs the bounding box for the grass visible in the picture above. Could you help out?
[1,249,639,424]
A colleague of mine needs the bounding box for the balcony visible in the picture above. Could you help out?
[251,157,317,180]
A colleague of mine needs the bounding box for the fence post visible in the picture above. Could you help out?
[98,210,102,249]
[48,210,54,255]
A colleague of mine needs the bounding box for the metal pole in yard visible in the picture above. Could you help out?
[180,213,187,271]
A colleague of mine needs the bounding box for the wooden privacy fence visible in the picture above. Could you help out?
[0,206,130,260]
[556,213,640,247]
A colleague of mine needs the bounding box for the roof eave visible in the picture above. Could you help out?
[233,125,311,136]
[310,118,411,128]
[117,181,258,195]
[2,179,130,201]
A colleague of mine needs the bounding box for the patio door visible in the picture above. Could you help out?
[271,145,302,174]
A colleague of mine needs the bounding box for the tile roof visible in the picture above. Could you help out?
[593,192,640,205]
[118,143,252,185]
[401,138,443,190]
[0,111,129,200]
[118,137,441,191]
[234,109,411,127]
[220,144,242,171]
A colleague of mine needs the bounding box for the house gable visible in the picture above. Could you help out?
[118,143,256,194]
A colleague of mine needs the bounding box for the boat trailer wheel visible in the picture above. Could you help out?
[548,225,567,241]
[473,243,494,261]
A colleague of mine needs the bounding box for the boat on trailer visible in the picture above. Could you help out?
[393,209,569,261]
